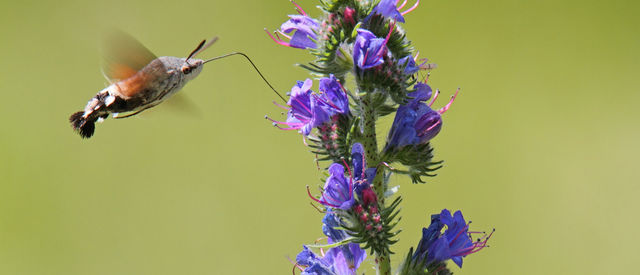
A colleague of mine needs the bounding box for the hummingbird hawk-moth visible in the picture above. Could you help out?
[69,31,284,139]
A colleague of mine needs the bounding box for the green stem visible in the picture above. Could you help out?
[359,95,391,275]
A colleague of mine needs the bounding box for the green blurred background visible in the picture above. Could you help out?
[1,0,638,274]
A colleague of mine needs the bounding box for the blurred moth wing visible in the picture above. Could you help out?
[101,30,157,83]
[101,30,197,116]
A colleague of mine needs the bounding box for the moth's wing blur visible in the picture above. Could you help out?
[113,94,202,119]
[163,92,203,118]
[101,30,157,83]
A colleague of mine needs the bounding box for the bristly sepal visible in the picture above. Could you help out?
[383,142,443,184]
[398,248,453,275]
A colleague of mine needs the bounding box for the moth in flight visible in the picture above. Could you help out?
[69,31,284,138]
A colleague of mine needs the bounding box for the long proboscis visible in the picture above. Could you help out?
[204,52,286,103]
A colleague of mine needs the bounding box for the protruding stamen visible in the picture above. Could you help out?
[401,0,420,16]
[277,30,292,40]
[265,28,291,47]
[424,119,441,132]
[377,21,396,57]
[342,159,353,179]
[429,89,440,107]
[312,93,341,111]
[397,0,408,10]
[306,186,340,208]
[438,88,460,114]
[290,0,307,16]
[309,202,325,213]
[266,116,304,126]
[273,101,291,110]
[336,79,349,97]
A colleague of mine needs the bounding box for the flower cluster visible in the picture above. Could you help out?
[265,0,492,274]
[267,75,349,136]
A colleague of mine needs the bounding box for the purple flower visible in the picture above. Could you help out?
[322,211,349,242]
[295,243,366,275]
[413,209,493,268]
[318,75,349,114]
[353,29,388,69]
[296,212,366,275]
[322,211,367,274]
[266,4,319,50]
[281,15,319,49]
[385,83,459,148]
[371,0,405,22]
[317,163,355,210]
[413,214,444,262]
[279,79,332,135]
[326,243,366,275]
[268,77,350,136]
[398,55,420,75]
[296,246,333,275]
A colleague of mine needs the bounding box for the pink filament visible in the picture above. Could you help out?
[429,89,440,107]
[397,0,408,10]
[376,21,396,57]
[277,30,292,40]
[265,28,291,47]
[306,186,340,208]
[401,0,420,16]
[290,0,307,16]
[438,88,460,114]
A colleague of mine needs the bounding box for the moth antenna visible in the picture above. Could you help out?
[204,52,287,103]
[189,36,219,60]
[186,40,206,61]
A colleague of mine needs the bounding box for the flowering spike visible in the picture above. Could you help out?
[265,1,486,274]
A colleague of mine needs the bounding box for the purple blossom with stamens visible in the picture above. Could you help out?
[280,15,319,49]
[413,209,492,268]
[318,163,355,210]
[268,79,333,135]
[371,0,405,22]
[353,29,388,69]
[269,77,350,136]
[385,82,444,148]
[318,75,349,114]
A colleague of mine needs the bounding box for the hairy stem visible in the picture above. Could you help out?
[359,94,391,275]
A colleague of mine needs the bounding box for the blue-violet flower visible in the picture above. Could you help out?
[415,209,493,268]
[266,3,319,49]
[385,82,459,148]
[353,29,391,70]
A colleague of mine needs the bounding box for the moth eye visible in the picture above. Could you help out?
[181,66,192,74]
